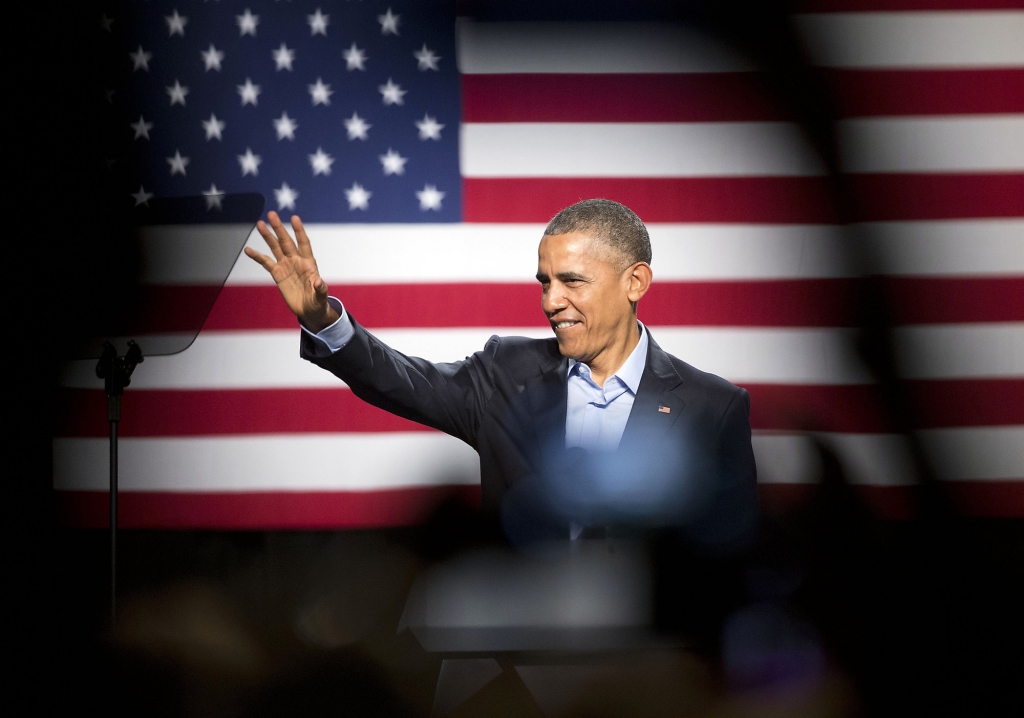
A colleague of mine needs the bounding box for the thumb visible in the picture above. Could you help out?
[311,274,328,300]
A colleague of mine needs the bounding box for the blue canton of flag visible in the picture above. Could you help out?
[107,0,461,222]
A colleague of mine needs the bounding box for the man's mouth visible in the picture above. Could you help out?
[552,320,580,330]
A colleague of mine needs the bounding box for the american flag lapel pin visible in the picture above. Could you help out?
[658,405,671,414]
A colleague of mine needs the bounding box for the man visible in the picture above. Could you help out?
[246,199,756,546]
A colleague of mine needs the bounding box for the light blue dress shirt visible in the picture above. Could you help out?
[564,325,648,452]
[303,298,649,452]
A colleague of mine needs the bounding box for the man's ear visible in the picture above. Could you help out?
[626,262,653,304]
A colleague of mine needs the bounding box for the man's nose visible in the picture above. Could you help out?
[542,288,568,316]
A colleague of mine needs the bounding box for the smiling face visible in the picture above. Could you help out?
[537,232,649,369]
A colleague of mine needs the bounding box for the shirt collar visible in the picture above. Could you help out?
[568,322,649,394]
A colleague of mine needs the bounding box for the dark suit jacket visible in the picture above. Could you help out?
[301,317,757,544]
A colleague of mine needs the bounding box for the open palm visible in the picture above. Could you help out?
[244,211,338,332]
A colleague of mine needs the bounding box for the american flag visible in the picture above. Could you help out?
[55,1,1024,528]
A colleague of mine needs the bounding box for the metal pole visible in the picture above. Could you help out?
[96,342,140,626]
[109,395,120,623]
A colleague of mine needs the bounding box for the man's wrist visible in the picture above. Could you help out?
[301,304,341,334]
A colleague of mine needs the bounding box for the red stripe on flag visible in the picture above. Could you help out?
[643,281,856,327]
[466,176,1023,223]
[54,486,481,530]
[461,73,787,123]
[886,277,1024,325]
[55,380,1023,438]
[93,285,222,336]
[199,277,1021,333]
[56,387,430,437]
[849,174,1024,221]
[745,384,892,434]
[463,177,839,223]
[51,481,1024,529]
[203,280,860,331]
[906,379,1024,429]
[461,71,1024,123]
[830,69,1024,117]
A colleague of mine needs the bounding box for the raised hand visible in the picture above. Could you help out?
[244,211,340,332]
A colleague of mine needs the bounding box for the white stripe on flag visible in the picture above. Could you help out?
[455,20,753,74]
[57,327,874,390]
[459,123,826,178]
[862,220,1024,277]
[53,428,1022,493]
[753,432,918,486]
[219,221,1024,285]
[756,428,1024,485]
[895,323,1024,379]
[227,223,855,285]
[795,11,1024,68]
[59,323,1024,390]
[53,434,481,492]
[918,426,1024,481]
[840,116,1024,173]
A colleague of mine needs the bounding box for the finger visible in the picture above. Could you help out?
[292,215,314,259]
[255,220,284,261]
[244,246,276,273]
[268,211,299,257]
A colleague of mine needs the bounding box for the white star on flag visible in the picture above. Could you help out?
[415,114,444,140]
[275,183,299,211]
[166,150,190,176]
[309,148,335,176]
[237,78,261,106]
[343,43,367,71]
[100,14,113,33]
[274,112,298,140]
[344,113,371,140]
[378,8,400,35]
[166,80,188,106]
[379,148,407,176]
[203,184,224,210]
[307,8,329,36]
[236,9,259,37]
[416,185,445,211]
[309,77,333,106]
[379,78,406,106]
[129,46,151,72]
[201,44,224,72]
[414,44,440,71]
[238,148,261,176]
[131,115,153,140]
[165,10,187,37]
[272,43,295,71]
[131,185,154,207]
[202,113,225,141]
[345,183,372,210]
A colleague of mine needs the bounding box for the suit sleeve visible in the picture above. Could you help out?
[300,315,498,448]
[688,386,759,550]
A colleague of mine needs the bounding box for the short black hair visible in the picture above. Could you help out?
[543,199,652,270]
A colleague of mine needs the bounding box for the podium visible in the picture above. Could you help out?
[398,540,682,715]
[68,193,265,620]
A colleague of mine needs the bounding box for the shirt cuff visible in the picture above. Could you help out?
[300,297,354,356]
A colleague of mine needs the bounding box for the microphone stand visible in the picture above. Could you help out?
[95,341,143,623]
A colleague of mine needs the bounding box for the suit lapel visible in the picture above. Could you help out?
[617,332,685,457]
[524,354,570,464]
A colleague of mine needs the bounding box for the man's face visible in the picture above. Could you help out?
[536,232,636,363]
